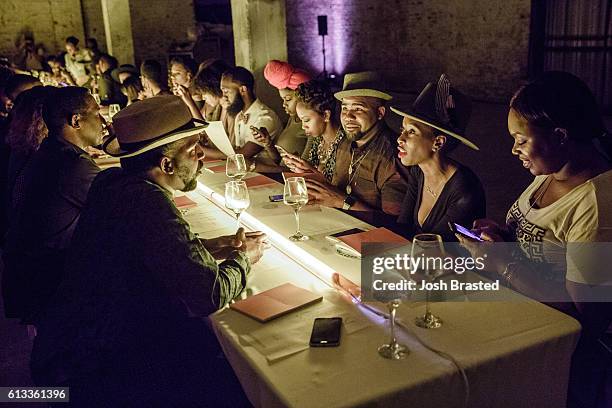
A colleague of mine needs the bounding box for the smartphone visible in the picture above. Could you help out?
[309,317,342,347]
[268,194,284,202]
[325,228,366,243]
[275,145,289,156]
[448,222,483,241]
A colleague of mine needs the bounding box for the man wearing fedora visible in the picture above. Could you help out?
[111,63,139,85]
[30,95,266,406]
[306,71,406,216]
[3,86,106,323]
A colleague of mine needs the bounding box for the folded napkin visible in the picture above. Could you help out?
[174,195,197,209]
[245,175,276,188]
[338,227,408,254]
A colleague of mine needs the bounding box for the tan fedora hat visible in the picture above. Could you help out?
[103,95,207,158]
[391,74,479,150]
[334,71,393,101]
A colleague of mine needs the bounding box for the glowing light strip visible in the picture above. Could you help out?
[196,182,337,282]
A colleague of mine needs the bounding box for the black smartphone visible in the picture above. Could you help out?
[310,317,342,347]
[448,222,484,241]
[325,228,366,243]
[268,194,284,202]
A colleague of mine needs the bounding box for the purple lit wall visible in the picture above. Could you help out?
[285,1,355,77]
[285,0,531,101]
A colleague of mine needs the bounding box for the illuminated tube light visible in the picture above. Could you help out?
[196,181,337,283]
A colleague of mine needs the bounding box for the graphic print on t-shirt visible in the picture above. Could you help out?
[507,201,546,262]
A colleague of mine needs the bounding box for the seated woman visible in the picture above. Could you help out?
[246,60,311,172]
[176,59,237,158]
[458,71,612,408]
[279,79,345,183]
[5,86,52,216]
[120,75,144,106]
[392,74,485,242]
[178,59,230,123]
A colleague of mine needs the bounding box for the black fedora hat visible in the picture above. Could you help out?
[110,64,139,83]
[391,74,478,150]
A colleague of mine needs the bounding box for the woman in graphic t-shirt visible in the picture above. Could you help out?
[459,71,612,408]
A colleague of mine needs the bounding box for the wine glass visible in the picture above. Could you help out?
[92,93,101,105]
[412,233,445,329]
[224,181,250,228]
[226,154,247,180]
[109,104,121,119]
[377,296,409,359]
[283,177,309,241]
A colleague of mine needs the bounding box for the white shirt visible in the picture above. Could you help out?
[233,99,281,150]
[506,170,612,285]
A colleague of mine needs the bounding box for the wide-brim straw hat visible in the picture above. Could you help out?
[334,71,392,101]
[103,95,207,158]
[391,74,478,150]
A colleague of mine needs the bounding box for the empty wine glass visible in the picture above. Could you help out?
[377,299,409,360]
[92,93,101,105]
[283,177,309,241]
[226,154,247,180]
[412,233,445,329]
[225,181,250,228]
[109,104,121,120]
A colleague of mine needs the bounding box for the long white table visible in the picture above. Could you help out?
[180,167,580,408]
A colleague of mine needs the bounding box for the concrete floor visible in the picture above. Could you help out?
[1,99,610,396]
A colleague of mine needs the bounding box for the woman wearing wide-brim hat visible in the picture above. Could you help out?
[393,74,485,242]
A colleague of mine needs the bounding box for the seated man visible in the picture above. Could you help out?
[140,59,171,98]
[95,53,127,107]
[30,95,267,407]
[2,87,106,323]
[110,63,139,84]
[63,36,92,86]
[203,66,281,162]
[305,72,406,216]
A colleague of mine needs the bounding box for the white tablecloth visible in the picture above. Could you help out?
[183,170,580,408]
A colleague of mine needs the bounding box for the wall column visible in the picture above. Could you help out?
[230,0,289,120]
[101,0,135,65]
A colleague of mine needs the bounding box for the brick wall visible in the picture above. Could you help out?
[129,0,196,66]
[286,0,531,102]
[0,0,85,59]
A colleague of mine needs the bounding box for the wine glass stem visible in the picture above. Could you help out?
[236,212,241,228]
[294,208,301,236]
[389,304,397,346]
[425,286,431,316]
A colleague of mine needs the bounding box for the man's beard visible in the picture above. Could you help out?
[226,95,245,116]
[177,162,202,192]
[344,129,364,141]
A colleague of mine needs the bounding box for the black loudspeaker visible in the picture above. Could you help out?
[317,15,328,36]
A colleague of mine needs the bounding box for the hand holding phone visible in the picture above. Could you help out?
[310,317,342,347]
[448,222,483,241]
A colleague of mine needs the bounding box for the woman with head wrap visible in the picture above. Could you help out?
[247,60,311,172]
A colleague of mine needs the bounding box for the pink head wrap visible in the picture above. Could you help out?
[264,60,312,90]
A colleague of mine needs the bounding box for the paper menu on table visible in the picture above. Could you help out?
[337,227,409,254]
[173,195,197,209]
[206,121,235,157]
[230,283,323,322]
